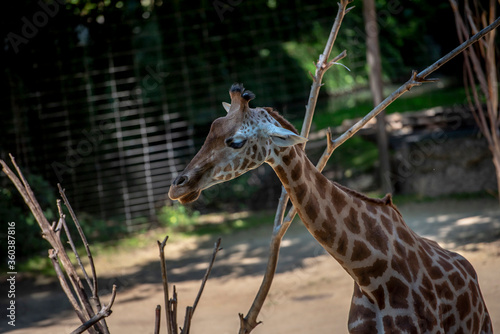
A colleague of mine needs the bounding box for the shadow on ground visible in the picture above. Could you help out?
[3,198,500,332]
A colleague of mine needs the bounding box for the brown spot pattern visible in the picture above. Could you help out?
[349,305,377,332]
[352,259,388,286]
[436,281,454,300]
[293,182,307,202]
[291,162,302,181]
[315,172,327,200]
[391,257,413,282]
[304,198,319,222]
[336,231,348,257]
[344,208,360,234]
[380,214,393,234]
[387,277,409,309]
[363,213,389,255]
[313,221,336,248]
[395,315,418,333]
[397,227,415,246]
[449,272,466,290]
[457,292,471,320]
[351,240,371,262]
[274,165,288,184]
[371,284,386,309]
[331,187,347,214]
[282,153,292,165]
[383,315,395,332]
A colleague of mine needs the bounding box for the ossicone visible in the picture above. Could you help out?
[229,83,255,102]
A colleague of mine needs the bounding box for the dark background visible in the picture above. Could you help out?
[0,0,463,242]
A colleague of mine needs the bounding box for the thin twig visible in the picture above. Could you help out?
[191,238,222,313]
[157,235,174,334]
[57,193,93,295]
[182,307,194,334]
[70,285,117,334]
[154,305,161,334]
[49,249,88,326]
[58,184,102,312]
[179,238,222,334]
[172,286,179,334]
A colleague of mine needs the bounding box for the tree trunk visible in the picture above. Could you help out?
[363,0,392,194]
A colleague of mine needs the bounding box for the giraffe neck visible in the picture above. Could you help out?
[268,145,401,292]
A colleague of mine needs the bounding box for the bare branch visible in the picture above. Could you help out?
[418,15,500,79]
[1,156,111,333]
[56,192,93,295]
[157,236,222,334]
[192,238,222,313]
[158,235,174,334]
[49,249,88,326]
[58,184,101,304]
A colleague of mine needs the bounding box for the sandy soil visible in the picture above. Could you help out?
[3,198,500,334]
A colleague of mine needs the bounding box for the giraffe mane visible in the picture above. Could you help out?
[334,182,402,217]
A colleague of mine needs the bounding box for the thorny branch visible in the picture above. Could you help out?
[0,155,113,334]
[238,3,500,334]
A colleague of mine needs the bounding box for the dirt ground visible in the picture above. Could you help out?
[3,197,500,334]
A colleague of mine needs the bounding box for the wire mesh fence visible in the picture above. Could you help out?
[2,0,415,228]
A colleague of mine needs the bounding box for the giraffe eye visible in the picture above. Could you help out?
[225,138,247,149]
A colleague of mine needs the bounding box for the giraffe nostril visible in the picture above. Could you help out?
[173,175,189,186]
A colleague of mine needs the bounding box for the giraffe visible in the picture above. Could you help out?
[168,83,493,333]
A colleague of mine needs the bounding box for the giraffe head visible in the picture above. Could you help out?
[168,83,307,204]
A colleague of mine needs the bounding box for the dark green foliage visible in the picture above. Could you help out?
[0,172,56,260]
[1,0,470,232]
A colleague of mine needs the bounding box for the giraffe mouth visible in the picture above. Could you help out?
[168,187,202,204]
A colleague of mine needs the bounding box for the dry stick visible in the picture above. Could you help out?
[57,184,109,334]
[182,308,193,334]
[58,184,102,311]
[154,305,162,334]
[191,238,222,313]
[182,238,222,334]
[172,286,179,334]
[49,249,87,324]
[56,198,93,294]
[238,9,500,334]
[157,235,175,334]
[238,2,353,334]
[1,156,100,330]
[70,285,117,334]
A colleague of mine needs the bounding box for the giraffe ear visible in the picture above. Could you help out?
[222,102,231,113]
[267,125,308,147]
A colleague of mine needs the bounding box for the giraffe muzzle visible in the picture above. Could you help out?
[168,174,203,204]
